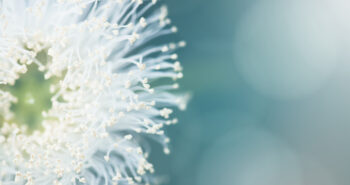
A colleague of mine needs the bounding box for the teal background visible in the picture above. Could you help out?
[151,0,350,185]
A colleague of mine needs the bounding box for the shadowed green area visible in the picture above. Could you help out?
[0,50,54,132]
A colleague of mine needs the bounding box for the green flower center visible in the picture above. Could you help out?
[1,50,55,131]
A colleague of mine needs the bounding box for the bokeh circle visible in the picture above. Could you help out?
[233,0,339,99]
[196,123,302,185]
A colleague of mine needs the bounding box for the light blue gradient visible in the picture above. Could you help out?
[153,0,350,185]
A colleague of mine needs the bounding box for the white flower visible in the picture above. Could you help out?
[0,0,187,184]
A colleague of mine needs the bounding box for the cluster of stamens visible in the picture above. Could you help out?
[0,0,187,184]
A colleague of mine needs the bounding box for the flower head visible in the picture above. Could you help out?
[0,0,186,184]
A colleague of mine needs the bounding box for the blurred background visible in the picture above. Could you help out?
[150,0,350,184]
